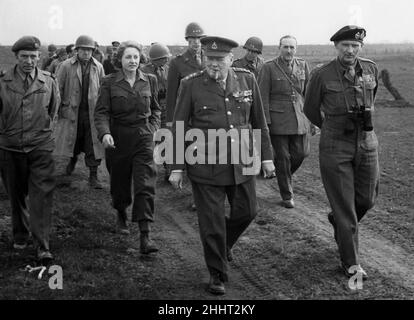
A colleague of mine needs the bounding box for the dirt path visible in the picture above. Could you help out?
[0,105,413,299]
[136,155,413,299]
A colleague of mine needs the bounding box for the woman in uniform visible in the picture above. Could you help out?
[95,41,161,254]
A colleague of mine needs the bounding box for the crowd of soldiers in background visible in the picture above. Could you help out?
[0,22,379,295]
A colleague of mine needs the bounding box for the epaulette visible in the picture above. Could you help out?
[103,73,116,80]
[358,57,376,65]
[147,73,157,82]
[41,70,56,80]
[140,63,153,72]
[183,70,204,81]
[310,61,331,76]
[232,67,252,74]
[102,73,118,83]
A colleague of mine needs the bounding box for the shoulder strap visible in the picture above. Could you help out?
[273,60,302,96]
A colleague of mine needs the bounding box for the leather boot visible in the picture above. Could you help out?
[66,156,78,176]
[117,210,130,235]
[89,167,103,189]
[208,273,225,295]
[140,232,159,254]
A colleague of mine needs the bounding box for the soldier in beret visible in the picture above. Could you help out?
[258,35,311,209]
[0,36,60,262]
[169,36,275,295]
[304,26,380,280]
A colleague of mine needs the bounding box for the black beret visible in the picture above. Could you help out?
[330,25,366,43]
[12,36,41,53]
[201,36,238,57]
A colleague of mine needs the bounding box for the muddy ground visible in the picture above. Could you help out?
[0,54,413,300]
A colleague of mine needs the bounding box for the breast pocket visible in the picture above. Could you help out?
[140,93,152,114]
[33,89,52,130]
[194,103,218,122]
[235,97,252,123]
[110,87,129,113]
[272,79,291,93]
[325,81,345,112]
[269,102,285,113]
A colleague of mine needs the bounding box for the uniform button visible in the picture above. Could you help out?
[203,106,207,109]
[229,124,234,129]
[231,139,235,143]
[225,98,229,102]
[227,111,232,115]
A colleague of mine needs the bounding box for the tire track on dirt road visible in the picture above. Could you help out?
[256,177,414,292]
[155,182,284,299]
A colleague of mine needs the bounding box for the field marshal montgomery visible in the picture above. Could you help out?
[304,25,380,280]
[168,36,275,295]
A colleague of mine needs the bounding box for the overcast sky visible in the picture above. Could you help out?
[1,0,413,46]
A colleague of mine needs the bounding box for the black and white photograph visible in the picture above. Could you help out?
[0,0,413,306]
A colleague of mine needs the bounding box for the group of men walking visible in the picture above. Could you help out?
[0,22,379,295]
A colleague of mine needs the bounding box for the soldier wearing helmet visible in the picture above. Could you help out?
[232,36,264,78]
[54,35,105,189]
[47,48,68,75]
[141,42,171,180]
[166,22,206,126]
[41,43,58,70]
[65,44,76,58]
[141,43,171,127]
[103,46,117,75]
[93,41,105,64]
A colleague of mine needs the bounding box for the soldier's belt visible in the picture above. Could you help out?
[270,93,298,101]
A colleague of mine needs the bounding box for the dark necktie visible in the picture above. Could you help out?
[347,65,356,82]
[195,53,202,67]
[286,63,293,75]
[23,74,30,92]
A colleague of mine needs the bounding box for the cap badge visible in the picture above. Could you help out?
[355,31,365,40]
[211,42,218,50]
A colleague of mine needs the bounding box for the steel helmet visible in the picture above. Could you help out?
[47,44,57,52]
[185,22,205,39]
[75,35,95,50]
[243,37,263,54]
[148,42,171,61]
